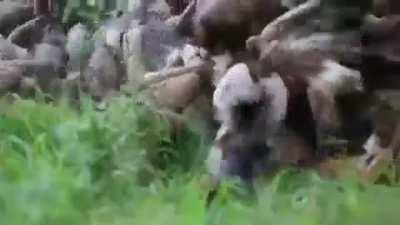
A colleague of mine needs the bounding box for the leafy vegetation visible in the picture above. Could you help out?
[60,0,112,30]
[0,96,400,225]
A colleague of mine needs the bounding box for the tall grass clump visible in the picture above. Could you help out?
[0,95,209,225]
[1,96,400,225]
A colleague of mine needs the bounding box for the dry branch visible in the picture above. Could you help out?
[175,0,196,35]
[0,59,46,68]
[246,0,321,53]
[0,59,57,79]
[7,16,44,46]
[144,60,214,86]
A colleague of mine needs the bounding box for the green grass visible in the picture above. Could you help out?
[1,96,400,225]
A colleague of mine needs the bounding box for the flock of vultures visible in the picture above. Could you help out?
[1,0,400,188]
